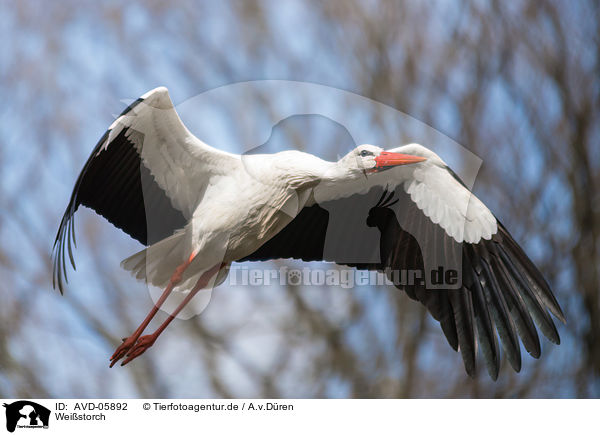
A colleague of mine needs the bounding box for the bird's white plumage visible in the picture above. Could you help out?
[400,154,497,243]
[104,87,239,218]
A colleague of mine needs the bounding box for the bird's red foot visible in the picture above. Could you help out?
[121,334,157,366]
[109,336,138,367]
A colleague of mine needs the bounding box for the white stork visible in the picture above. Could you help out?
[53,87,564,378]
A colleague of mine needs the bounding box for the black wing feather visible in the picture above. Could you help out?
[465,254,500,380]
[489,243,541,358]
[471,243,522,372]
[496,243,560,344]
[449,286,476,377]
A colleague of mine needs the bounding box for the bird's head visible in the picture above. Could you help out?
[340,144,427,178]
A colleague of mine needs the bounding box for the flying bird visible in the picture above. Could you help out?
[53,87,565,378]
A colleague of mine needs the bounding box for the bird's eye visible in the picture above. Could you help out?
[360,150,373,157]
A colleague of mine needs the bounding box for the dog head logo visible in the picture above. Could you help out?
[3,401,50,433]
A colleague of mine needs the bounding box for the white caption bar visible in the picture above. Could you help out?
[1,399,596,434]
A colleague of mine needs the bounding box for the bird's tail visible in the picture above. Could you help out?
[121,229,231,292]
[121,229,188,288]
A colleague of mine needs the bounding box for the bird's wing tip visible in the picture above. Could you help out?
[137,86,176,112]
[553,307,567,325]
[141,86,169,99]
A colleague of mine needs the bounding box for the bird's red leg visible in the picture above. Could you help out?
[120,262,225,366]
[109,253,197,367]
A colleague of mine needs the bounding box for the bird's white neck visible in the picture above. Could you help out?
[241,151,347,190]
[276,152,357,190]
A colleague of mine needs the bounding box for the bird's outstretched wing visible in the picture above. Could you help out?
[53,87,237,292]
[241,158,565,380]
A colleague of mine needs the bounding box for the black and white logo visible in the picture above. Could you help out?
[3,401,50,433]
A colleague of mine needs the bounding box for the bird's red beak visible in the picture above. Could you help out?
[373,152,426,171]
